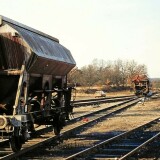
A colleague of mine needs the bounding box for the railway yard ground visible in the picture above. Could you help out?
[75,93,160,132]
[70,92,160,160]
[20,91,160,160]
[73,90,160,134]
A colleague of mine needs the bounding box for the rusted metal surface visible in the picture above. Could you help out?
[0,33,25,69]
[0,15,76,75]
[132,74,150,96]
[132,74,149,83]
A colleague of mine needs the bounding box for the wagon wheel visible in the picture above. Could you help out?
[53,114,62,135]
[53,112,67,135]
[10,128,22,152]
[53,125,61,135]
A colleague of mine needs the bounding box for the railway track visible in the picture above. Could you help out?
[65,118,160,160]
[0,95,133,143]
[0,95,134,146]
[0,97,139,160]
[72,95,135,107]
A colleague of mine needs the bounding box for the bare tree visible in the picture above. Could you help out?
[68,67,83,87]
[71,58,148,89]
[81,64,97,88]
[126,60,148,85]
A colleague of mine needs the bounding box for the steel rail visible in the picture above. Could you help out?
[65,117,160,160]
[0,98,139,160]
[0,96,135,145]
[73,96,135,107]
[0,97,133,147]
[72,95,134,103]
[119,131,160,160]
[68,97,137,124]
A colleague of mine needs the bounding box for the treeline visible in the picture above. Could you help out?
[68,59,148,89]
[151,78,160,90]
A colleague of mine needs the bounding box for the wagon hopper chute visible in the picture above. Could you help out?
[0,15,76,152]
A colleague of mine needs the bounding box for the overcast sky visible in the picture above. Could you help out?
[0,0,160,78]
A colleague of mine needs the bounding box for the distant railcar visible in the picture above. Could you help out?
[132,75,150,96]
[0,15,76,152]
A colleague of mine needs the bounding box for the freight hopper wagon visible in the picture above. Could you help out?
[0,16,76,152]
[132,75,150,96]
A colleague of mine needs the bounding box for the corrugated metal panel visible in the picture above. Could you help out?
[0,15,59,43]
[11,25,75,65]
[0,15,76,75]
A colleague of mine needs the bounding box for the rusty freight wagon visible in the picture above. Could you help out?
[0,15,76,151]
[132,75,150,96]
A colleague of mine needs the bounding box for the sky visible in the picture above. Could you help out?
[0,0,160,78]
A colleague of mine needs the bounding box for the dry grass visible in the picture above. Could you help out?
[81,98,160,133]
